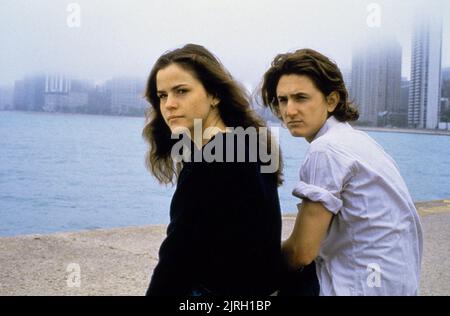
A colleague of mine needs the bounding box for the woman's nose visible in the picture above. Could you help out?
[163,94,177,109]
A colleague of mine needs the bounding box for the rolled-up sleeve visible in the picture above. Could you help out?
[292,149,351,214]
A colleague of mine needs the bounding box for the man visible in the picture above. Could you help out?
[260,49,423,296]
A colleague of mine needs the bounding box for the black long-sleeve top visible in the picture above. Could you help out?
[146,132,282,295]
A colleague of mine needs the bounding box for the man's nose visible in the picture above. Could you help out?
[285,99,297,117]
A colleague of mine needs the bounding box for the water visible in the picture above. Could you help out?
[1,111,450,237]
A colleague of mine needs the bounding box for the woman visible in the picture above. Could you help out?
[142,44,283,295]
[260,48,423,295]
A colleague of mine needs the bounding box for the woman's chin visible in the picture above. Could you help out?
[170,125,191,136]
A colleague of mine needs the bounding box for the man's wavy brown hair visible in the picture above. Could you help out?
[260,48,359,122]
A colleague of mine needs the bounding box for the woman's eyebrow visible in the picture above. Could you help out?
[157,84,188,94]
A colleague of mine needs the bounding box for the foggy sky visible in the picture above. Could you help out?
[0,0,449,89]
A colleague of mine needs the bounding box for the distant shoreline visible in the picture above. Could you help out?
[3,110,450,136]
[355,126,450,136]
[267,120,450,137]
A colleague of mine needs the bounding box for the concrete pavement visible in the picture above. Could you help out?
[0,200,449,296]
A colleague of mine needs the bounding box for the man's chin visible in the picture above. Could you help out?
[288,128,304,138]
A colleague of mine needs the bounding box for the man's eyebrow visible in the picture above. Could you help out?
[157,84,188,94]
[290,92,309,97]
[276,92,309,98]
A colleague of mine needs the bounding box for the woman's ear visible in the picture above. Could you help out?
[326,91,339,113]
[211,95,221,108]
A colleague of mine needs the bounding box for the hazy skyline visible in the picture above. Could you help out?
[1,0,449,90]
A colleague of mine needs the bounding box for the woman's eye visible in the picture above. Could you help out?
[278,98,287,105]
[177,89,187,95]
[158,94,167,100]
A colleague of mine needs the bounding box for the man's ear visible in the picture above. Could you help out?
[326,91,339,113]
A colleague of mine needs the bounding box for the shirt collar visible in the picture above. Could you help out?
[311,116,342,142]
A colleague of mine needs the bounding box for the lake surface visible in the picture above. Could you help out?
[1,111,450,236]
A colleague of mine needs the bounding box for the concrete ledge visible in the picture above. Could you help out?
[0,201,449,296]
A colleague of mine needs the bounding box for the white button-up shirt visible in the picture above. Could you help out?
[293,116,423,296]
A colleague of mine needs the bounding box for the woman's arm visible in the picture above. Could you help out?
[146,219,197,295]
[282,199,333,269]
[201,161,282,295]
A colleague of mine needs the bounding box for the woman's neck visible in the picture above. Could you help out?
[189,114,227,149]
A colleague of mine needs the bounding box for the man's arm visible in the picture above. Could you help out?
[282,199,334,269]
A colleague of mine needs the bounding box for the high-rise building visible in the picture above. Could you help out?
[398,78,411,127]
[439,97,450,129]
[107,77,147,116]
[0,86,14,110]
[441,98,449,113]
[43,75,90,112]
[408,10,443,129]
[350,33,402,126]
[13,75,46,111]
[441,67,450,82]
[87,83,112,115]
[45,74,71,94]
[442,67,450,99]
[13,80,25,110]
[44,74,71,112]
[341,68,352,94]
